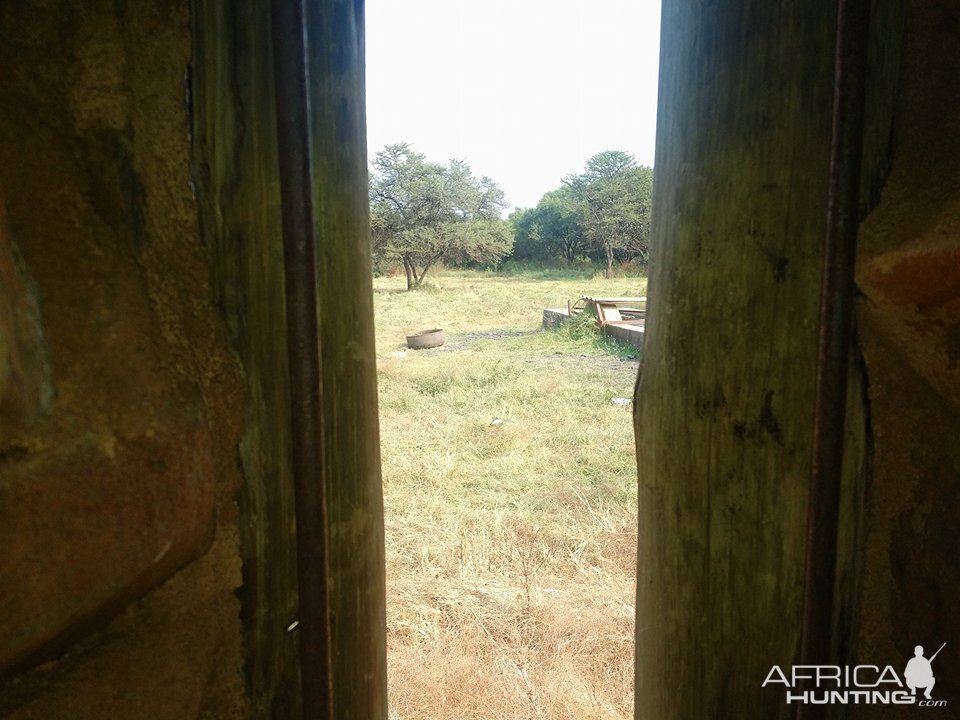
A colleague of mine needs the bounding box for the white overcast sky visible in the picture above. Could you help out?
[365,0,662,212]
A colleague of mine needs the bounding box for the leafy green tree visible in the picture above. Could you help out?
[369,143,509,289]
[508,207,536,259]
[444,219,514,267]
[566,151,654,276]
[618,165,654,264]
[510,188,587,263]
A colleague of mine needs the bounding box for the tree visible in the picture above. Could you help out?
[566,151,654,277]
[618,165,654,264]
[510,188,587,263]
[369,143,510,289]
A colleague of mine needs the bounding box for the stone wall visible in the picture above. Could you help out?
[0,2,248,717]
[852,0,960,713]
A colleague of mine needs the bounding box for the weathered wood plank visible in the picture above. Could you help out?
[634,1,869,716]
[306,1,388,718]
[190,1,386,716]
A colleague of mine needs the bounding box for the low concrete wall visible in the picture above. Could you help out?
[542,308,645,351]
[542,308,570,328]
[604,323,645,353]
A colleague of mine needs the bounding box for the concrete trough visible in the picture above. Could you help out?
[542,307,571,328]
[604,320,645,353]
[541,307,645,352]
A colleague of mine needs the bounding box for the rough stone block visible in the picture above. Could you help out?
[0,202,52,431]
[0,399,216,675]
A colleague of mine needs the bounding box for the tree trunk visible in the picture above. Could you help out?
[402,255,414,290]
[605,243,613,278]
[418,252,443,288]
[633,1,867,717]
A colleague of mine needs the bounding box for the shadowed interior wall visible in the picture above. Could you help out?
[852,0,960,714]
[0,1,248,717]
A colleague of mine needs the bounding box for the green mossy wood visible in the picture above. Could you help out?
[191,1,386,717]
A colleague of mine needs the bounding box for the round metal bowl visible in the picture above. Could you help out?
[406,328,445,350]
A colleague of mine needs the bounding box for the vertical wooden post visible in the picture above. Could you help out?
[191,1,386,717]
[634,1,866,717]
[304,1,388,718]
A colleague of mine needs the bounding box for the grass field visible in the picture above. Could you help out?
[374,268,646,720]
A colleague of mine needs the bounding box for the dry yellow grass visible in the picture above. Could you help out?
[375,269,644,719]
